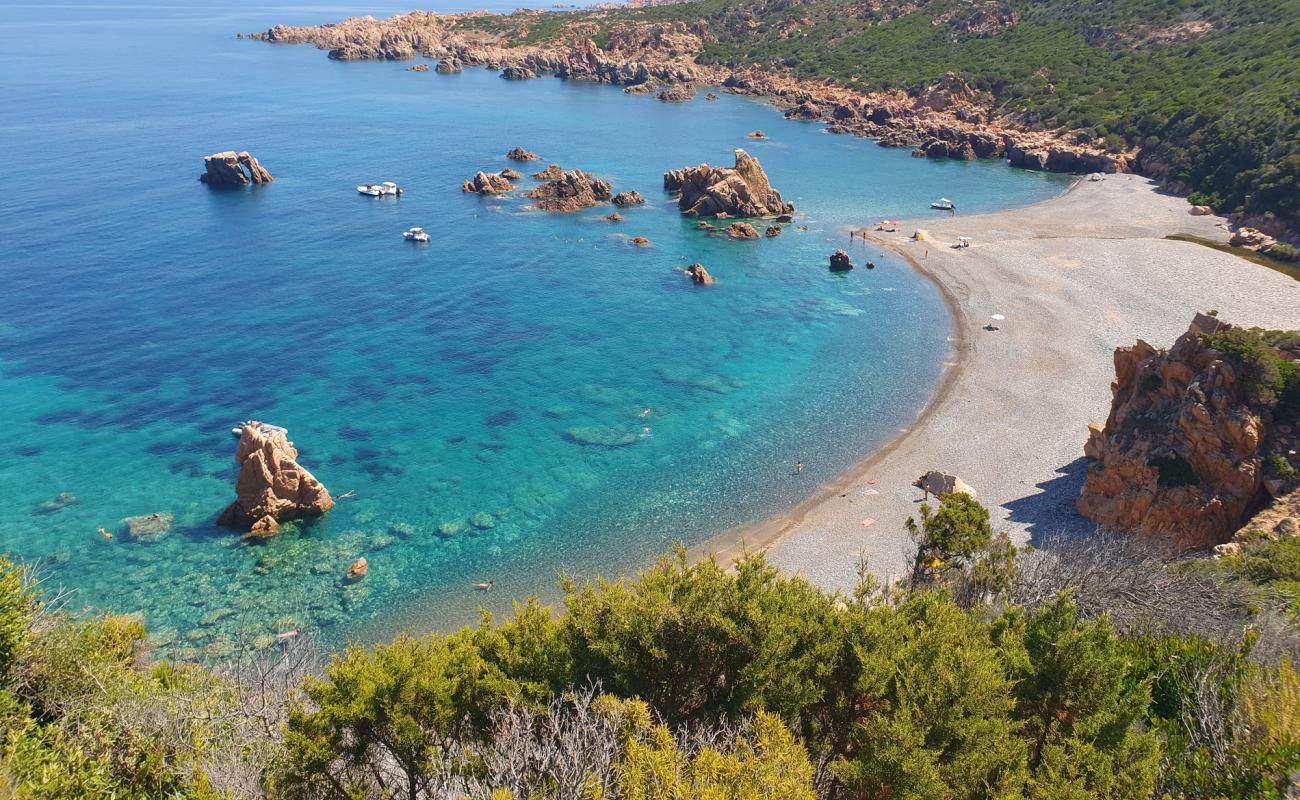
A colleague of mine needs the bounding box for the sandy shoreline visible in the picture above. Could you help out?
[695,174,1300,591]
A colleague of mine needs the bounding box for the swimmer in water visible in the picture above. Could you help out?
[639,407,652,417]
[796,461,804,475]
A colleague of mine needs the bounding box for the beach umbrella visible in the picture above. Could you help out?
[991,314,1005,321]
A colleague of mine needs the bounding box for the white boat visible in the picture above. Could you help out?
[230,420,289,439]
[403,226,430,242]
[930,198,955,211]
[357,181,402,197]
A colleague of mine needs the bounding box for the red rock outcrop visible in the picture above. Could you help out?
[612,190,645,206]
[506,146,541,161]
[525,169,612,211]
[664,149,793,218]
[199,151,274,187]
[217,425,333,528]
[656,83,696,102]
[684,263,714,284]
[463,171,513,193]
[1077,315,1300,549]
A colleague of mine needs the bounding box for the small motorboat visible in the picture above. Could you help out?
[403,226,430,242]
[230,420,288,439]
[930,198,955,211]
[358,181,402,197]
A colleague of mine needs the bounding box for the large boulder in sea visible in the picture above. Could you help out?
[506,146,541,161]
[684,263,715,284]
[1076,315,1300,550]
[657,83,696,102]
[663,149,793,218]
[526,169,612,212]
[829,250,853,271]
[217,425,333,529]
[463,171,513,194]
[199,151,274,187]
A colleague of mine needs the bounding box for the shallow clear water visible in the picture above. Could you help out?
[0,1,1068,656]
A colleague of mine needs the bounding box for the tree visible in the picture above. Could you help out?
[276,634,517,800]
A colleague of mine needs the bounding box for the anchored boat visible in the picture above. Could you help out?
[930,197,955,211]
[357,181,402,197]
[403,226,430,242]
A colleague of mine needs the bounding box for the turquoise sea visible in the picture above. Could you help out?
[0,1,1069,657]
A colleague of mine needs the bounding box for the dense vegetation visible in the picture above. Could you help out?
[1,494,1298,798]
[496,0,1300,225]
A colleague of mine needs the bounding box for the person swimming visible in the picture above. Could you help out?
[796,461,804,475]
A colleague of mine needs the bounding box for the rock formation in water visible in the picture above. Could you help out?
[217,425,334,529]
[199,151,274,187]
[656,83,695,102]
[1077,314,1300,549]
[684,263,714,284]
[612,190,645,207]
[664,149,793,218]
[124,512,174,542]
[501,65,538,79]
[463,170,513,193]
[765,225,782,237]
[746,130,766,139]
[500,167,523,180]
[829,249,853,271]
[725,222,759,239]
[526,169,612,211]
[435,58,463,73]
[601,212,623,222]
[506,146,541,161]
[408,63,429,71]
[629,236,651,247]
[533,163,564,180]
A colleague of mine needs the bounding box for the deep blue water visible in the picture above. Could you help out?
[0,1,1068,657]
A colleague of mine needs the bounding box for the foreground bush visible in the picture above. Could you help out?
[1,493,1297,798]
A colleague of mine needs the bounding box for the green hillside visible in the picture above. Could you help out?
[527,0,1300,225]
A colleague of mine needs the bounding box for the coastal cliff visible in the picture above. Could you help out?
[1077,314,1300,549]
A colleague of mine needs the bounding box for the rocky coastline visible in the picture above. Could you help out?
[248,14,1131,181]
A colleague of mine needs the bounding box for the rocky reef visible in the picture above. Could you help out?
[1077,314,1300,549]
[525,169,612,212]
[612,190,645,207]
[506,146,541,161]
[663,149,793,218]
[217,425,334,529]
[829,250,853,271]
[199,151,274,187]
[463,171,513,194]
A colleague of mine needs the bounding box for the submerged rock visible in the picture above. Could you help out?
[199,151,273,187]
[526,169,612,212]
[746,130,767,139]
[629,236,651,247]
[684,263,715,284]
[216,425,333,528]
[33,492,79,515]
[506,146,541,161]
[463,171,512,194]
[612,190,646,207]
[564,426,640,448]
[765,225,782,237]
[663,149,793,218]
[829,249,853,271]
[705,92,719,100]
[470,511,496,530]
[601,212,624,222]
[408,64,429,72]
[124,512,174,542]
[346,556,368,581]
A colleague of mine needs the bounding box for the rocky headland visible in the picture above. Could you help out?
[249,13,1132,182]
[664,149,792,218]
[1077,314,1299,550]
[199,151,274,187]
[217,425,334,530]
